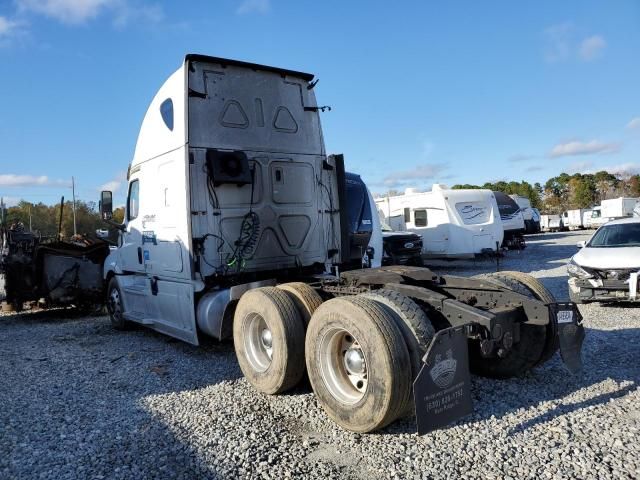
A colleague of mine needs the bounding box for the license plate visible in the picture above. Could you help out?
[557,310,574,324]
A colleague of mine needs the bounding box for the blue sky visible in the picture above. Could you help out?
[1,0,639,206]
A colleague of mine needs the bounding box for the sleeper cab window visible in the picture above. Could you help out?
[128,180,140,221]
[160,98,174,131]
[414,209,428,227]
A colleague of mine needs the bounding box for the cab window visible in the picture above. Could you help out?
[127,180,140,221]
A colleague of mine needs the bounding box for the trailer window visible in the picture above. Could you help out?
[404,207,410,223]
[127,180,140,221]
[414,209,427,227]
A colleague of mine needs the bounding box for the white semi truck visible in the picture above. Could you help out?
[98,55,584,434]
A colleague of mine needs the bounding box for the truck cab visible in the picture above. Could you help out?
[101,55,343,345]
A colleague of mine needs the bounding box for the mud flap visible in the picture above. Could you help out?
[413,325,473,435]
[551,303,585,373]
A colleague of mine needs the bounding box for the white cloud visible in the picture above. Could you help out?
[379,163,451,189]
[16,0,114,24]
[627,117,640,130]
[15,0,162,26]
[543,22,573,62]
[600,163,640,176]
[579,35,606,61]
[0,196,21,207]
[99,170,127,192]
[0,174,69,187]
[112,2,163,27]
[549,140,620,158]
[543,24,605,62]
[565,161,594,173]
[0,16,21,38]
[525,165,544,172]
[508,154,535,163]
[236,0,270,15]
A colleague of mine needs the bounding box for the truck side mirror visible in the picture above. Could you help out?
[576,241,586,248]
[100,191,113,220]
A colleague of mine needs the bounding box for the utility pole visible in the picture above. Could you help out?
[71,176,77,236]
[28,204,32,231]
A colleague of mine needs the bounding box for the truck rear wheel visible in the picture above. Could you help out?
[276,282,323,325]
[233,287,305,394]
[361,289,433,384]
[361,289,435,416]
[106,277,128,330]
[471,271,556,378]
[305,295,412,433]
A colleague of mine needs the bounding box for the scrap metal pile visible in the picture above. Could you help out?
[0,222,109,311]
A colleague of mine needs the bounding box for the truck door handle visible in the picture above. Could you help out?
[137,247,143,264]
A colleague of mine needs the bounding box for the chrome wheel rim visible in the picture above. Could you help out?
[243,313,273,373]
[318,327,368,404]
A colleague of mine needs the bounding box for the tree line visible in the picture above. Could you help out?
[1,199,124,240]
[452,171,640,214]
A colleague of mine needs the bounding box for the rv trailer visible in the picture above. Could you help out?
[375,185,504,258]
[510,194,539,234]
[494,192,526,249]
[565,209,589,230]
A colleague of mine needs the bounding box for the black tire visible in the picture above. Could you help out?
[305,295,412,433]
[106,277,128,330]
[470,271,556,378]
[361,289,435,416]
[360,290,434,380]
[276,282,323,325]
[233,287,305,394]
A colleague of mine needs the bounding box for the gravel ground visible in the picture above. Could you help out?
[1,231,639,479]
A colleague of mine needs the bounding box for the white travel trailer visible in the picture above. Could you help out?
[565,209,589,230]
[494,192,525,248]
[600,197,638,219]
[540,214,563,232]
[510,194,539,233]
[375,185,504,257]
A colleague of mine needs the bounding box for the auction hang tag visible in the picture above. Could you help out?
[414,326,473,435]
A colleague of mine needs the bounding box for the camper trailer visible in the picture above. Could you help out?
[375,185,503,258]
[494,192,525,249]
[510,194,539,234]
[565,209,589,230]
[601,197,639,219]
[540,214,563,232]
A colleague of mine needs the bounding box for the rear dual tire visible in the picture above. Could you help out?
[233,287,306,394]
[470,271,556,378]
[305,295,413,433]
